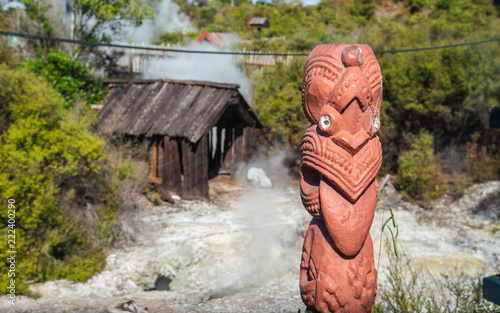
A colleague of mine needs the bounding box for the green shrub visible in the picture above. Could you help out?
[394,131,447,206]
[464,133,500,183]
[25,49,108,108]
[0,46,118,294]
[118,159,137,181]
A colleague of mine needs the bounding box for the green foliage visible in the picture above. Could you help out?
[0,45,118,294]
[374,246,440,312]
[20,0,54,36]
[350,0,377,19]
[252,59,310,150]
[381,207,399,257]
[18,0,153,52]
[25,49,108,108]
[174,0,325,49]
[464,133,500,183]
[394,131,447,206]
[71,0,155,43]
[118,159,137,181]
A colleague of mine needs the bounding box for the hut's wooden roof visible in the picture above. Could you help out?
[97,79,261,143]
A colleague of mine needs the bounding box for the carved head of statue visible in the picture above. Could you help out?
[302,44,383,153]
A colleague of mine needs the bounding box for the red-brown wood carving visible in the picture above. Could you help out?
[299,44,382,313]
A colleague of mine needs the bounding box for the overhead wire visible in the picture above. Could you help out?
[1,30,500,56]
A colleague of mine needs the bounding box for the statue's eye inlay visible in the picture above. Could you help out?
[320,115,331,129]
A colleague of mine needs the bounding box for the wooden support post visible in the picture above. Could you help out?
[212,127,222,176]
[181,134,209,199]
[149,141,158,179]
[162,136,182,193]
[234,127,245,164]
[245,126,255,161]
[157,137,164,180]
[222,127,234,172]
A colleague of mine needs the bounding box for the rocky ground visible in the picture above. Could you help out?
[1,173,499,313]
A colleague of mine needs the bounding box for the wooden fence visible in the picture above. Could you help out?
[114,43,295,75]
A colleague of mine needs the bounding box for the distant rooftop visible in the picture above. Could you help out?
[196,31,242,49]
[249,17,270,28]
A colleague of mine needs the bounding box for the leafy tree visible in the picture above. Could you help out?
[394,131,447,206]
[16,0,154,56]
[21,0,52,33]
[71,0,154,43]
[25,49,108,108]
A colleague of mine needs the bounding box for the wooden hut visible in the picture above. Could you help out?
[97,79,262,199]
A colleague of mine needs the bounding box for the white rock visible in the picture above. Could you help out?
[246,167,272,187]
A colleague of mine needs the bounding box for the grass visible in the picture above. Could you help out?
[373,241,500,313]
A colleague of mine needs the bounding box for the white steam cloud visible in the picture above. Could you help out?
[144,42,253,103]
[205,152,306,298]
[119,0,194,44]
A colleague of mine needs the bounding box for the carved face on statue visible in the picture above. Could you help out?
[299,44,382,313]
[302,44,383,152]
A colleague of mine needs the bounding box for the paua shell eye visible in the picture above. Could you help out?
[320,115,331,129]
[318,105,341,137]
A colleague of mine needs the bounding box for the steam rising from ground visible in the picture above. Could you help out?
[216,186,303,297]
[200,151,304,298]
[119,0,194,44]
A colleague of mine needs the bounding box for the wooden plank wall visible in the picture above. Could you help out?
[182,134,209,199]
[149,126,256,199]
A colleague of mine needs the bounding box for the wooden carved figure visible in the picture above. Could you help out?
[299,44,383,313]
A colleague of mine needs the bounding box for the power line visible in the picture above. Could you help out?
[1,30,500,56]
[374,38,500,54]
[0,30,305,56]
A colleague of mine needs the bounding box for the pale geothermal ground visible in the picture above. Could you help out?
[1,173,499,313]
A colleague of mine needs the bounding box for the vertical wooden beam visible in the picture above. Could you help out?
[157,137,164,181]
[213,126,222,174]
[222,127,234,172]
[181,134,209,199]
[162,136,182,193]
[245,126,256,161]
[149,140,158,179]
[234,128,245,164]
[201,134,209,198]
[181,139,191,197]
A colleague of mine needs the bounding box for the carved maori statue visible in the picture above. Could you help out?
[299,44,383,313]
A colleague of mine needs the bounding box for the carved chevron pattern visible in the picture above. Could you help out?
[301,128,382,202]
